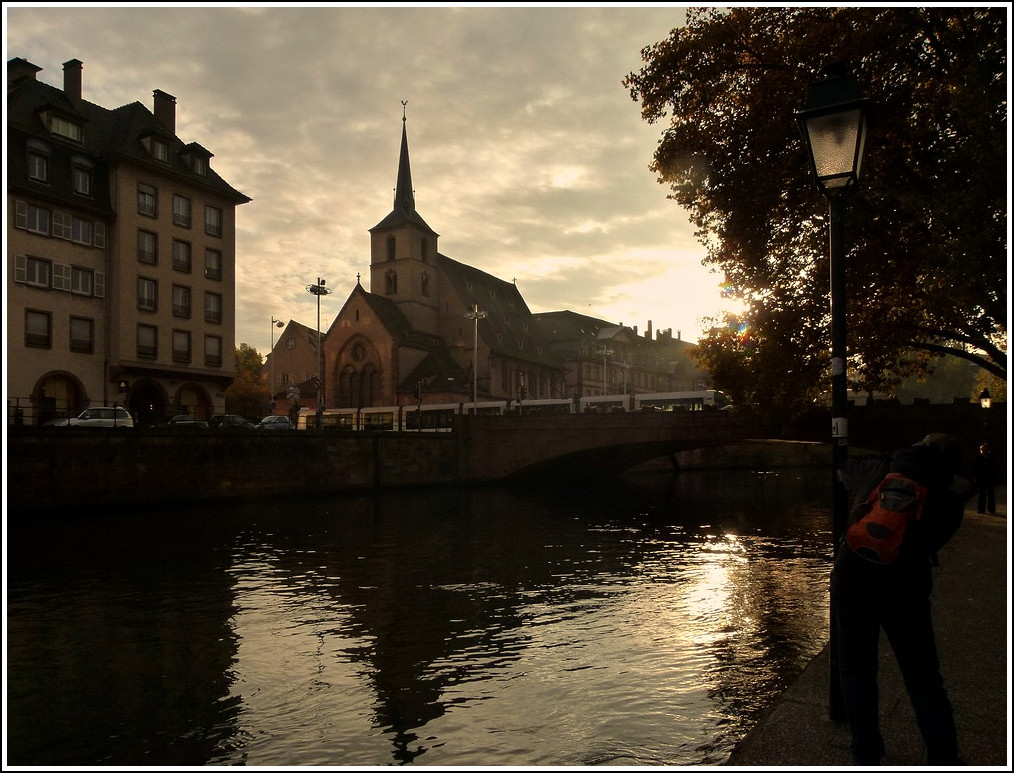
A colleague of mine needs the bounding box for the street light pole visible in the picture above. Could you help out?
[796,61,870,723]
[463,304,487,410]
[306,278,331,429]
[270,317,284,412]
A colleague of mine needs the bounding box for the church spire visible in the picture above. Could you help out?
[394,100,415,215]
[370,101,437,235]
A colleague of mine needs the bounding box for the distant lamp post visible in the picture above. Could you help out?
[979,388,992,410]
[463,304,487,410]
[270,317,284,410]
[598,345,614,394]
[796,61,870,723]
[306,278,331,426]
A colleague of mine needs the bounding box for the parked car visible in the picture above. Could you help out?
[159,413,209,430]
[47,406,135,428]
[209,414,256,430]
[256,415,293,431]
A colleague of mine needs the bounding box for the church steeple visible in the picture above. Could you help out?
[394,101,415,216]
[371,102,437,234]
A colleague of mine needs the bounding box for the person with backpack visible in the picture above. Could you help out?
[830,433,971,765]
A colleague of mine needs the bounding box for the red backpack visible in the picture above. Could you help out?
[844,472,929,564]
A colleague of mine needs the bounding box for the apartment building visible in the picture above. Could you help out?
[7,57,250,425]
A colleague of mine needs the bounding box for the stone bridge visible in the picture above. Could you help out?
[456,411,767,482]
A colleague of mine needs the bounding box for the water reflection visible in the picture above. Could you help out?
[6,468,833,766]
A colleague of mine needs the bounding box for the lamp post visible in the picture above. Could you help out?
[796,61,870,723]
[306,278,331,428]
[598,345,613,394]
[270,317,284,412]
[463,304,487,410]
[979,388,992,435]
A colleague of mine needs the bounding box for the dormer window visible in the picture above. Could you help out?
[152,139,170,163]
[28,150,48,183]
[72,156,93,197]
[49,114,83,142]
[192,155,207,176]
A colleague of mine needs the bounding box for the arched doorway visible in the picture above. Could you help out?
[32,372,85,426]
[128,379,167,427]
[174,383,212,421]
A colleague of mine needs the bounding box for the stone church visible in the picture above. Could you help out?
[265,114,707,413]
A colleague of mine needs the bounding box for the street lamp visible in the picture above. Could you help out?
[463,304,487,410]
[597,345,613,394]
[270,317,284,411]
[306,278,331,426]
[979,388,992,410]
[796,61,870,723]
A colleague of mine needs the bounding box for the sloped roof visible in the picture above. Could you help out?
[6,62,249,205]
[439,253,559,367]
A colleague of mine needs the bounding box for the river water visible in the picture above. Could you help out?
[6,467,834,767]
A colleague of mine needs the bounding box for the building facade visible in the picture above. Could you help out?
[264,113,707,415]
[7,57,250,425]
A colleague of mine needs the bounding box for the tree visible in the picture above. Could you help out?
[225,343,270,420]
[624,7,1006,416]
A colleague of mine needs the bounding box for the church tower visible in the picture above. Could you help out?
[369,104,440,334]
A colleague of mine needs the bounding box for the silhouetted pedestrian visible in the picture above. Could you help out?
[972,442,998,515]
[831,433,972,766]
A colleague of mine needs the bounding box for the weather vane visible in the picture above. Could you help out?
[402,100,408,121]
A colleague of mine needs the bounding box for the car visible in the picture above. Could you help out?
[256,415,293,431]
[47,406,135,428]
[209,414,256,430]
[160,413,209,430]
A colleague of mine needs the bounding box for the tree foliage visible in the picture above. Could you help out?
[224,343,269,420]
[624,7,1006,416]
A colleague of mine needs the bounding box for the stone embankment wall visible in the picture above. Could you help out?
[8,430,461,511]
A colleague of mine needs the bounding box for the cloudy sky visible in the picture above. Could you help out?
[6,3,744,356]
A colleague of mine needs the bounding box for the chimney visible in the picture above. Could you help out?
[63,59,83,108]
[633,326,638,336]
[8,57,42,87]
[677,330,681,341]
[646,320,653,340]
[153,89,176,134]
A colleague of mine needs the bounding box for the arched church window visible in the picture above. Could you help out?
[421,271,430,297]
[387,235,396,261]
[385,270,398,295]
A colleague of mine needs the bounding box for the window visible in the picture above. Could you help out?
[172,285,191,318]
[50,115,83,141]
[387,235,396,261]
[17,203,51,235]
[152,139,169,163]
[70,266,93,296]
[28,151,48,182]
[385,269,397,294]
[138,277,158,312]
[172,240,192,272]
[69,316,94,353]
[204,248,222,280]
[172,194,191,227]
[421,237,429,262]
[25,310,52,348]
[421,272,430,297]
[138,183,157,216]
[205,292,222,324]
[70,217,93,245]
[192,155,207,176]
[18,256,52,288]
[137,324,157,359]
[72,160,92,196]
[138,230,158,264]
[205,334,222,367]
[205,205,222,237]
[172,330,192,363]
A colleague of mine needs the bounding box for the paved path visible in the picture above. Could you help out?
[725,486,1008,767]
